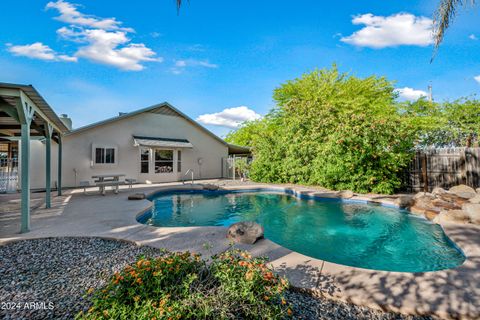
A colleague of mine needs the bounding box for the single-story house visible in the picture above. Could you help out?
[27,102,249,189]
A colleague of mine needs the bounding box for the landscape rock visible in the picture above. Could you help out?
[424,209,440,221]
[448,184,477,199]
[437,193,469,206]
[431,198,461,210]
[227,221,264,244]
[338,190,354,199]
[128,193,146,200]
[462,203,480,224]
[394,195,414,208]
[433,210,470,224]
[412,194,435,210]
[413,192,432,200]
[476,187,480,194]
[203,184,220,191]
[468,194,480,204]
[431,187,447,196]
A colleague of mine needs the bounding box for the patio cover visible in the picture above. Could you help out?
[133,135,193,148]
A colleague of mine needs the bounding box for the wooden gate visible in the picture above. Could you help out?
[404,148,480,192]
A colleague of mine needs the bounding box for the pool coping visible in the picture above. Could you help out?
[1,182,479,319]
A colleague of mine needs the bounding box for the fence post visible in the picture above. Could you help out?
[422,153,428,192]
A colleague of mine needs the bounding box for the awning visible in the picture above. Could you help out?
[133,136,193,148]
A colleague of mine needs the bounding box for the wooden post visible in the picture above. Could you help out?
[422,153,428,192]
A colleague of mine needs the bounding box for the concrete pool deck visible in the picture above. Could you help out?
[1,180,479,319]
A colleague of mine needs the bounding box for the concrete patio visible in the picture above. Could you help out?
[1,180,479,319]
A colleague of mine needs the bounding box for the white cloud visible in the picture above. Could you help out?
[196,106,261,129]
[171,59,218,74]
[46,0,132,31]
[341,13,433,48]
[7,1,160,71]
[395,87,428,100]
[470,34,478,40]
[474,75,480,84]
[7,42,77,62]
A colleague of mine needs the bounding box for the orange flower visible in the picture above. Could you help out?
[287,308,293,316]
[281,298,287,305]
[133,295,140,302]
[245,270,254,281]
[263,295,270,301]
[87,288,94,294]
[136,278,143,284]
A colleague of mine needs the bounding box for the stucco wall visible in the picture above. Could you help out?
[28,111,228,189]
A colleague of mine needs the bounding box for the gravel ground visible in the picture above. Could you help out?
[0,237,436,320]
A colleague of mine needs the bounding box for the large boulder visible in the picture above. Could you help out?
[462,203,480,224]
[448,185,477,199]
[424,209,440,221]
[433,210,470,224]
[431,198,461,210]
[468,194,480,204]
[437,193,469,206]
[432,187,447,197]
[227,221,264,244]
[394,195,414,208]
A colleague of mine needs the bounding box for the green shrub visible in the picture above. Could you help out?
[77,250,291,320]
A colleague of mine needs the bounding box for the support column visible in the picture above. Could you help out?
[16,98,34,234]
[45,124,53,208]
[57,135,62,196]
[20,123,31,233]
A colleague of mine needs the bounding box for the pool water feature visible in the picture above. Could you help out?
[138,190,466,272]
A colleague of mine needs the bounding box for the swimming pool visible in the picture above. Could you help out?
[137,189,466,272]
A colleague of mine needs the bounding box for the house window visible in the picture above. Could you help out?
[140,148,149,173]
[155,150,173,173]
[94,146,116,164]
[177,150,182,172]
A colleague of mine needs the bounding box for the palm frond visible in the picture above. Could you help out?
[432,0,475,61]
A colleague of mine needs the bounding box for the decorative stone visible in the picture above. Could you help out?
[412,194,435,210]
[424,209,440,221]
[394,195,414,208]
[431,198,461,210]
[462,203,480,225]
[227,221,264,244]
[203,184,220,191]
[128,193,146,200]
[433,210,470,224]
[338,190,354,199]
[448,184,477,199]
[437,193,469,206]
[409,206,426,215]
[468,194,480,204]
[432,187,447,196]
[476,188,480,194]
[413,192,432,200]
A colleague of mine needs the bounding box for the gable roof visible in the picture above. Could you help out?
[67,102,228,146]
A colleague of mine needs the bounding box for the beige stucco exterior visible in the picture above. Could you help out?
[27,105,229,189]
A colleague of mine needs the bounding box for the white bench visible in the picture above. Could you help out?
[95,180,125,195]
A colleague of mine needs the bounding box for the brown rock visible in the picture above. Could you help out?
[433,210,470,224]
[413,194,435,210]
[468,194,480,204]
[424,210,440,221]
[410,206,426,215]
[227,221,264,244]
[431,198,461,210]
[462,203,480,225]
[128,193,146,200]
[437,193,469,206]
[448,184,477,199]
[394,195,414,208]
[432,187,447,196]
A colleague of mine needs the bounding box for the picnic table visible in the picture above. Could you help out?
[92,174,126,195]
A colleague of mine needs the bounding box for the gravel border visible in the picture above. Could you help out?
[0,237,436,319]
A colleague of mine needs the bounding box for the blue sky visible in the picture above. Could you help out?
[1,0,480,137]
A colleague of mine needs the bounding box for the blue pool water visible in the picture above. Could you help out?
[138,190,466,272]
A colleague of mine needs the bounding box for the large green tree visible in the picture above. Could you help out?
[229,66,416,194]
